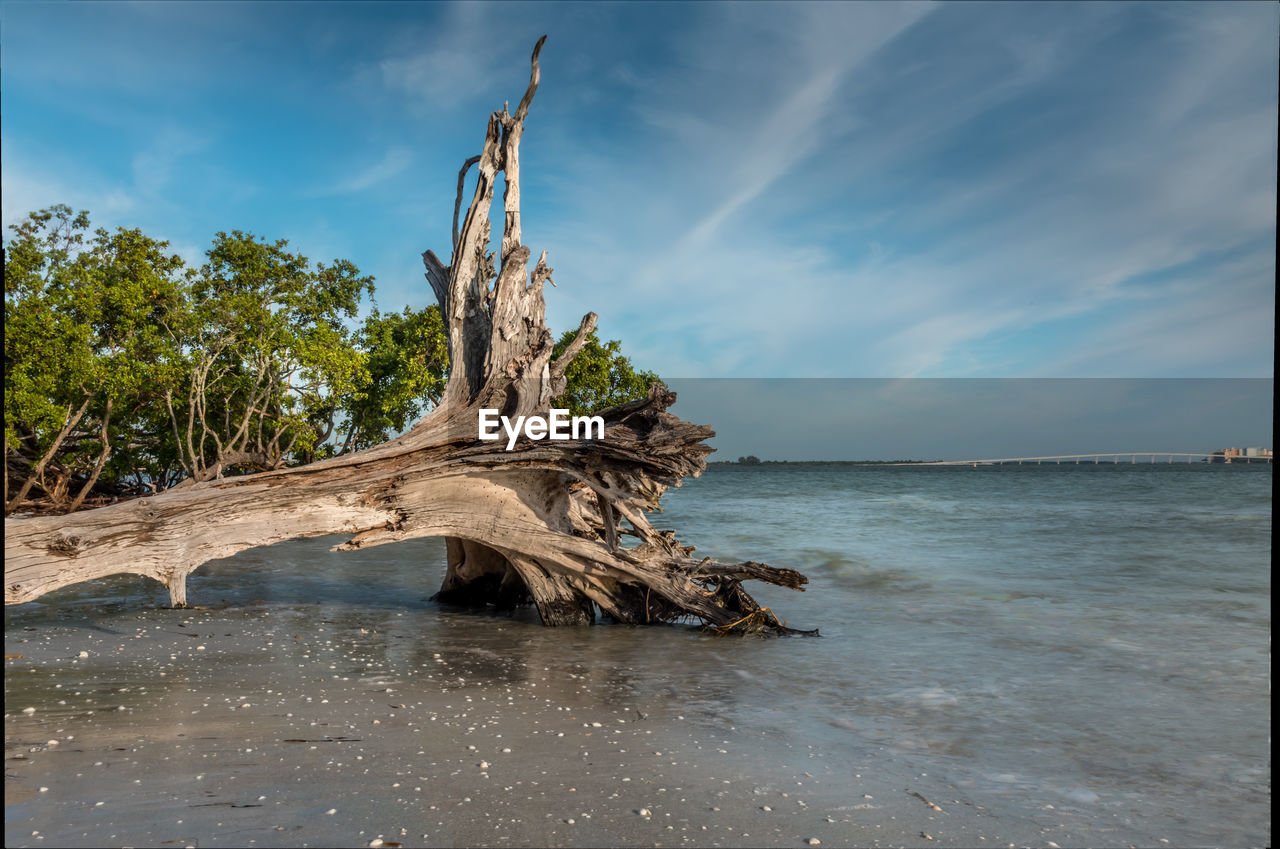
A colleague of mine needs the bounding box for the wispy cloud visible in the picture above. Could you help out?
[375,3,533,109]
[534,2,1275,378]
[1042,249,1276,377]
[4,2,1273,380]
[0,147,210,267]
[624,4,935,249]
[131,127,211,197]
[320,146,414,196]
[2,144,137,233]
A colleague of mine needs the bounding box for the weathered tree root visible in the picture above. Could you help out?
[3,36,814,636]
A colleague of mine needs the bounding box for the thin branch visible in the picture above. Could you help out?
[6,396,92,513]
[550,312,598,383]
[498,38,546,261]
[453,155,482,256]
[513,35,547,124]
[68,398,112,512]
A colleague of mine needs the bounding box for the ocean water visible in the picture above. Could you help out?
[662,463,1272,844]
[5,462,1271,846]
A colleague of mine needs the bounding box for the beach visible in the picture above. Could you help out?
[7,589,1090,848]
[5,464,1272,848]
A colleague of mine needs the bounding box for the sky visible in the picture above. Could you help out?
[665,379,1273,460]
[2,2,1275,456]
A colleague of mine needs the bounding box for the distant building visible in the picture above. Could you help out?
[1210,447,1272,463]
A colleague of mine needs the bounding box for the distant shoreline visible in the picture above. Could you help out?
[706,458,1274,466]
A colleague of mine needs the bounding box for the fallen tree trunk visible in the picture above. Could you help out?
[4,37,812,635]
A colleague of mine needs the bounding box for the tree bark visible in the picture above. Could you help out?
[3,37,813,635]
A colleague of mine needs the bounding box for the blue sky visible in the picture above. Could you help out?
[2,1,1276,380]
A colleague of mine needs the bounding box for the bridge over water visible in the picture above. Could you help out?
[885,453,1272,467]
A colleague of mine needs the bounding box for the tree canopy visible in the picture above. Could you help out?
[4,206,660,514]
[550,327,663,417]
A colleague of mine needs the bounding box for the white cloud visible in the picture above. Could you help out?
[12,2,1266,382]
[534,3,1275,378]
[376,4,534,109]
[321,146,414,196]
[1,144,137,234]
[131,127,211,198]
[625,5,933,249]
[1042,250,1276,377]
[3,138,207,268]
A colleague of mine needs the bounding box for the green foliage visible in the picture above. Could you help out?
[4,205,95,458]
[551,329,663,416]
[339,305,448,451]
[3,213,401,508]
[75,225,189,492]
[4,206,188,506]
[169,230,375,476]
[5,206,657,512]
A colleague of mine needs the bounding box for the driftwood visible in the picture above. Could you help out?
[3,37,812,634]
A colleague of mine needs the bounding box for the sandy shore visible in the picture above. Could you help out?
[6,578,1096,849]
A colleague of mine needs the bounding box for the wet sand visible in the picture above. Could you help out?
[5,550,1128,849]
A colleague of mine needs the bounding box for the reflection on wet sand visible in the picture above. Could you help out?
[6,540,1037,848]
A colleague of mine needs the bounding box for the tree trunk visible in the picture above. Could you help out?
[66,397,113,513]
[3,37,813,635]
[6,396,92,513]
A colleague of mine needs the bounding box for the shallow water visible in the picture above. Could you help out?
[664,463,1272,845]
[5,463,1271,847]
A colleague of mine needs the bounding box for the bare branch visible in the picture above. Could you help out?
[513,35,547,124]
[67,398,112,513]
[452,155,482,255]
[422,249,450,318]
[550,312,598,384]
[6,397,92,514]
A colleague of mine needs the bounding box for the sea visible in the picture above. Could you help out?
[663,462,1272,846]
[4,462,1271,846]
